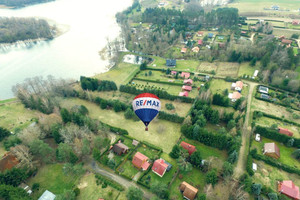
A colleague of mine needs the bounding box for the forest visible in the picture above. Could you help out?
[0,17,53,43]
[0,0,54,7]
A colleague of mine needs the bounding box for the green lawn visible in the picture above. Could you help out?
[0,98,17,104]
[175,59,200,72]
[59,98,182,153]
[28,164,80,199]
[296,66,300,79]
[94,62,139,86]
[135,70,183,84]
[118,160,139,179]
[251,137,300,169]
[255,116,300,138]
[216,62,239,77]
[209,79,232,94]
[135,144,160,160]
[0,101,38,131]
[77,173,122,200]
[197,62,218,73]
[238,62,260,77]
[169,168,206,199]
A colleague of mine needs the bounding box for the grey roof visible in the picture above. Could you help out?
[166,59,176,66]
[38,190,56,200]
[163,160,172,171]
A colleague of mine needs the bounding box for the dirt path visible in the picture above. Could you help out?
[89,160,154,200]
[250,33,255,44]
[233,81,258,179]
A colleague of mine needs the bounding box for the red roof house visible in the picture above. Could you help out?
[132,152,150,170]
[0,152,19,172]
[184,79,193,85]
[292,20,300,25]
[180,182,198,200]
[181,72,190,79]
[179,91,189,97]
[152,159,168,177]
[278,180,300,200]
[282,39,292,45]
[182,85,192,91]
[181,47,187,53]
[192,46,200,53]
[278,127,293,137]
[171,71,177,75]
[197,31,203,36]
[180,141,196,155]
[198,40,203,45]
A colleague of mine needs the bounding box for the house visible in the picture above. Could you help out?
[171,71,177,75]
[278,180,300,200]
[152,159,169,177]
[282,39,292,45]
[181,72,190,79]
[132,152,150,170]
[279,35,285,40]
[179,91,189,97]
[263,143,280,159]
[271,5,279,10]
[180,141,196,155]
[182,85,192,92]
[38,190,56,200]
[113,142,129,155]
[228,92,241,102]
[166,59,176,67]
[208,33,214,38]
[184,79,193,85]
[198,40,203,45]
[19,183,32,195]
[192,46,199,53]
[292,20,300,25]
[260,94,269,99]
[0,152,19,172]
[197,31,203,36]
[231,81,243,91]
[278,127,293,137]
[179,181,198,200]
[258,86,269,94]
[181,47,187,53]
[241,31,247,34]
[132,140,139,146]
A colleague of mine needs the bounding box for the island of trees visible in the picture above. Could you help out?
[0,17,54,44]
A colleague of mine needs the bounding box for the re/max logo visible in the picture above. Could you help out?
[135,99,159,107]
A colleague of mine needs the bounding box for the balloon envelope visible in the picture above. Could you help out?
[132,93,161,127]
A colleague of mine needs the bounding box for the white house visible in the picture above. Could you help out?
[258,86,269,94]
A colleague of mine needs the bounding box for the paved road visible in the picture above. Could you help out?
[89,160,154,200]
[234,81,258,179]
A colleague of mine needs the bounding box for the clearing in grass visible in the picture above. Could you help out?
[59,98,182,153]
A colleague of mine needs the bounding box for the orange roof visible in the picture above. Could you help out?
[180,182,198,200]
[278,181,300,200]
[132,152,149,169]
[180,141,196,155]
[0,152,19,172]
[232,92,241,100]
[181,47,187,53]
[236,81,243,89]
[192,46,199,52]
[278,127,293,137]
[264,143,280,158]
[152,159,168,177]
[282,39,292,44]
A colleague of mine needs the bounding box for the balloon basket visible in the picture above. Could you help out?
[145,127,148,131]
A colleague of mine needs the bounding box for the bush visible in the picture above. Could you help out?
[206,169,218,186]
[95,174,124,191]
[73,188,80,196]
[0,127,10,142]
[165,103,175,110]
[32,183,40,191]
[158,111,184,123]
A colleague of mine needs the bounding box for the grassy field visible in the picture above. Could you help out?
[118,160,139,179]
[135,70,183,84]
[209,79,232,94]
[77,173,122,200]
[238,62,260,77]
[252,159,300,190]
[28,164,80,199]
[0,98,17,104]
[94,62,139,86]
[169,168,206,199]
[0,101,39,131]
[60,98,182,153]
[175,59,200,72]
[197,62,218,73]
[251,137,300,169]
[272,28,299,38]
[255,116,300,138]
[216,62,239,77]
[135,144,160,160]
[0,142,7,158]
[251,98,300,124]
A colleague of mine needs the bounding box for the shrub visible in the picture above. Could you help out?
[165,103,175,110]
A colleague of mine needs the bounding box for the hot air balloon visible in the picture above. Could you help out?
[132,93,161,131]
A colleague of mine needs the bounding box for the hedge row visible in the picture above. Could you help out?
[137,163,153,189]
[133,77,183,86]
[119,84,194,103]
[246,154,254,176]
[95,174,125,191]
[141,141,163,152]
[251,150,300,176]
[255,126,300,148]
[101,121,129,135]
[257,84,298,97]
[158,111,184,124]
[254,95,300,112]
[253,111,300,127]
[145,67,196,76]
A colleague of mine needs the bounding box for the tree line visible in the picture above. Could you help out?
[80,76,117,91]
[0,17,53,43]
[0,0,54,7]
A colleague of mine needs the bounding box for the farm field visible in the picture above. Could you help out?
[272,28,299,38]
[216,62,239,77]
[238,62,260,77]
[28,164,80,199]
[175,59,200,72]
[60,98,182,153]
[209,79,233,94]
[251,98,300,124]
[255,116,300,138]
[252,159,300,189]
[77,173,123,200]
[251,137,300,169]
[197,62,218,73]
[94,62,139,86]
[0,101,39,131]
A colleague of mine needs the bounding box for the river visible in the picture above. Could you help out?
[0,0,132,100]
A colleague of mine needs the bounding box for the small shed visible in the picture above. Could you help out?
[132,140,139,146]
[252,163,257,171]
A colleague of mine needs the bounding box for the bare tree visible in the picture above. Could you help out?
[11,145,35,169]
